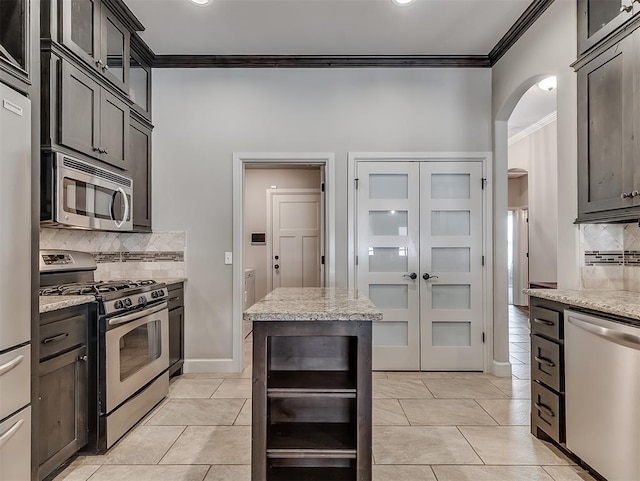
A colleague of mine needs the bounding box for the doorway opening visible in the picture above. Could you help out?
[233,153,336,373]
[504,77,558,376]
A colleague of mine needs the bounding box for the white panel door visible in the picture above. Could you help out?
[420,161,484,370]
[356,162,421,370]
[271,191,322,289]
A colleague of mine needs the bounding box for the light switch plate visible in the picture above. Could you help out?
[224,252,233,265]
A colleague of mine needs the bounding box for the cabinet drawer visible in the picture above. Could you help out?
[532,381,563,443]
[531,334,562,392]
[0,345,30,421]
[40,314,87,360]
[530,305,562,340]
[0,406,31,481]
[167,285,184,311]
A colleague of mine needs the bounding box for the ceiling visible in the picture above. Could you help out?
[125,0,532,56]
[508,82,557,138]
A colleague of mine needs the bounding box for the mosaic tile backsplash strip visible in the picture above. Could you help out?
[40,228,186,280]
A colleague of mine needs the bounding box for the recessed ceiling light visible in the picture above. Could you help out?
[392,0,415,6]
[537,76,557,92]
[190,0,212,5]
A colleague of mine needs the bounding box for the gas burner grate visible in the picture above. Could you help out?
[39,279,158,296]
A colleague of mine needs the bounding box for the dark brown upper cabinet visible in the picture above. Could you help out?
[578,0,640,55]
[60,0,130,93]
[0,0,30,88]
[60,59,130,170]
[129,115,152,230]
[576,30,640,222]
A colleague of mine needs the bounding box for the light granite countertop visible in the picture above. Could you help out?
[243,287,383,321]
[525,288,640,322]
[39,295,95,314]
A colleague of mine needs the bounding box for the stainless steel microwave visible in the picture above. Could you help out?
[41,152,133,231]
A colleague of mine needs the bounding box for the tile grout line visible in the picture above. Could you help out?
[156,425,188,465]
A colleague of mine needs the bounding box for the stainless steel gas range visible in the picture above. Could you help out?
[39,250,169,452]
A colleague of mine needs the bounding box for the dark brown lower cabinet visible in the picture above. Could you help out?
[38,305,90,481]
[252,320,372,481]
[168,282,185,377]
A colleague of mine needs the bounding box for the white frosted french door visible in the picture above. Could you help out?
[420,162,484,371]
[356,160,484,371]
[356,162,421,370]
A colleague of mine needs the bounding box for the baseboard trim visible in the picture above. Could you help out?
[183,358,241,374]
[492,360,513,378]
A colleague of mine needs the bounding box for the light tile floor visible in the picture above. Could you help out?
[54,308,597,481]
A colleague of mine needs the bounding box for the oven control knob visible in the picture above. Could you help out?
[138,296,147,305]
[115,300,123,309]
[125,298,132,307]
[151,291,158,299]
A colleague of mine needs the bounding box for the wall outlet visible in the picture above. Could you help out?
[224,252,233,265]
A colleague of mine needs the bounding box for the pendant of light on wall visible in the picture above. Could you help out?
[537,76,557,92]
[392,0,415,5]
[190,0,212,5]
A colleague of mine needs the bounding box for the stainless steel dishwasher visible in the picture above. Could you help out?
[565,309,640,481]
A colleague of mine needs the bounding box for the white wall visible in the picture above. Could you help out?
[244,167,321,301]
[491,0,577,374]
[509,121,558,282]
[152,68,492,371]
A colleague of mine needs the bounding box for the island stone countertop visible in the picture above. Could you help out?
[525,288,640,322]
[39,295,95,314]
[243,287,383,321]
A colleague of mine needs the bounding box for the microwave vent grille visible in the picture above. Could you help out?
[63,158,132,188]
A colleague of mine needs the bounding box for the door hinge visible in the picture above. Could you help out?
[482,255,485,266]
[481,178,487,190]
[321,255,325,265]
[321,182,325,192]
[482,332,485,343]
[355,178,359,190]
[356,255,359,265]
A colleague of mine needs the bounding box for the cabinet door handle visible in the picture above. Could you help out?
[92,147,100,152]
[0,355,24,376]
[621,192,633,199]
[168,297,180,302]
[533,318,554,326]
[403,273,417,280]
[0,419,24,448]
[534,402,555,418]
[534,355,555,368]
[620,3,633,13]
[95,59,104,69]
[42,333,69,344]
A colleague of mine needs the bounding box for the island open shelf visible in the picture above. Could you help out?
[245,288,380,481]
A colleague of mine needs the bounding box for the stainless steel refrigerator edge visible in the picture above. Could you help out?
[565,309,640,481]
[0,83,32,480]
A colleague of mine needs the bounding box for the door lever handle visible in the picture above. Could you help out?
[423,273,439,280]
[403,273,417,280]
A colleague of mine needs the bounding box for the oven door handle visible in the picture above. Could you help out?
[108,302,168,326]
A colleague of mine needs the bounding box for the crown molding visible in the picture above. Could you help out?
[152,55,491,68]
[508,111,557,145]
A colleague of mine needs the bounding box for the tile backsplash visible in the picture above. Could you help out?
[580,223,640,291]
[40,228,186,280]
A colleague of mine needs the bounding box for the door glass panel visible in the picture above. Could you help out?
[369,211,408,236]
[369,174,408,199]
[0,0,26,70]
[106,18,124,82]
[432,321,471,346]
[588,0,623,37]
[369,247,408,272]
[432,285,471,309]
[431,173,470,199]
[432,247,471,272]
[369,285,408,309]
[119,320,162,381]
[431,211,470,236]
[70,0,94,56]
[129,56,148,110]
[373,321,408,346]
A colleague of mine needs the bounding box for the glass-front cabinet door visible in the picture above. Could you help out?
[101,8,129,91]
[578,0,639,54]
[0,0,28,76]
[61,0,100,68]
[129,49,150,117]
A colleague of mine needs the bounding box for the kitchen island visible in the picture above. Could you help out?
[244,287,381,481]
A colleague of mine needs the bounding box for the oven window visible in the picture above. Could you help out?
[119,320,162,381]
[63,178,113,220]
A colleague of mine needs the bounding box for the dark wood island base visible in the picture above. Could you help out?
[244,288,381,481]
